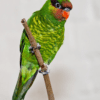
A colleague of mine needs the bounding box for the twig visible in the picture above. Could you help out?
[21,18,55,100]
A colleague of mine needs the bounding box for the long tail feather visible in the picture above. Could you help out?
[12,70,38,100]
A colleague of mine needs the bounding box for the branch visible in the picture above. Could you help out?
[21,18,55,100]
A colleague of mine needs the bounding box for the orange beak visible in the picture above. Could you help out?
[62,11,70,20]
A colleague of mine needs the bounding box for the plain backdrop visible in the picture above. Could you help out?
[0,0,100,100]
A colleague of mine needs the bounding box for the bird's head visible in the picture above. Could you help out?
[41,0,73,22]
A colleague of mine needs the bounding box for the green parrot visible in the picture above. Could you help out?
[12,0,73,100]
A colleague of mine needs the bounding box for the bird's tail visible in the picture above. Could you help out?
[12,69,38,100]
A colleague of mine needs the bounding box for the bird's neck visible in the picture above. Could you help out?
[39,0,66,27]
[39,11,65,28]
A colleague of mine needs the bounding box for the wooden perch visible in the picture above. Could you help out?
[21,18,55,100]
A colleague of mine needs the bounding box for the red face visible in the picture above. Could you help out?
[51,1,73,21]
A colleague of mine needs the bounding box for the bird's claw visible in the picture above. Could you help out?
[29,43,41,54]
[29,46,35,54]
[37,43,41,49]
[39,63,50,75]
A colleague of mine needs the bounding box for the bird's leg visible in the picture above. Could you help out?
[29,43,41,54]
[39,63,50,75]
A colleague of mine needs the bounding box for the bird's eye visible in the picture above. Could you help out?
[63,7,71,12]
[55,3,62,9]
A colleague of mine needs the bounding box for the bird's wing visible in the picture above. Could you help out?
[20,12,38,53]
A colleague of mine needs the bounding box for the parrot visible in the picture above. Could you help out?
[12,0,73,100]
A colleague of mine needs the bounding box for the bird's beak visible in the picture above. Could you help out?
[62,11,70,20]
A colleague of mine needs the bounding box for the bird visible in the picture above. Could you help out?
[12,0,73,100]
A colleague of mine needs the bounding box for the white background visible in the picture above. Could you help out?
[0,0,100,100]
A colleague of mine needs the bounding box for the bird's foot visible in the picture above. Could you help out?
[29,43,41,54]
[37,43,41,49]
[39,63,50,75]
[29,46,34,54]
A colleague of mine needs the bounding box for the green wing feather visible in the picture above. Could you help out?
[20,12,37,53]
